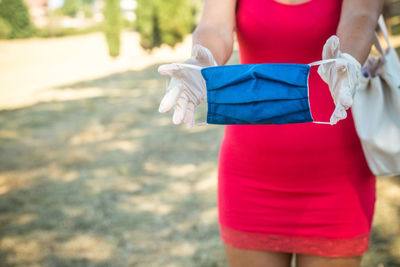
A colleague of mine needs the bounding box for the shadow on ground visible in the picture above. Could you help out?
[0,50,399,267]
[0,58,228,266]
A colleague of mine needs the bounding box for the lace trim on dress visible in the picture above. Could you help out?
[220,223,370,257]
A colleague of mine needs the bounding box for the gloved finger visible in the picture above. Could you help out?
[337,104,347,119]
[330,104,347,125]
[159,79,183,113]
[172,94,189,125]
[338,88,353,109]
[192,44,217,66]
[319,37,340,75]
[158,63,184,77]
[334,59,348,72]
[184,102,195,129]
[317,64,330,84]
[332,104,347,120]
[322,35,340,60]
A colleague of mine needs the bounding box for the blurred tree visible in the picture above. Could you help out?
[0,17,11,39]
[104,0,122,57]
[135,0,159,49]
[136,0,195,50]
[82,4,94,18]
[190,0,203,26]
[60,0,79,17]
[0,0,34,38]
[55,0,95,18]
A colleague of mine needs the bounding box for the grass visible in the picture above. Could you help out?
[0,62,227,266]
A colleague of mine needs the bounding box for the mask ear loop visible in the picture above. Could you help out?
[174,63,203,70]
[307,58,339,125]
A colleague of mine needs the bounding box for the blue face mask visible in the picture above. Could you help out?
[177,59,337,126]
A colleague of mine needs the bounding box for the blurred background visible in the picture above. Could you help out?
[0,0,399,266]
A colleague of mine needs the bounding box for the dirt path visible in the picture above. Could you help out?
[0,31,192,109]
[0,33,399,267]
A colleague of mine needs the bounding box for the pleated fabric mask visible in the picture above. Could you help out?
[176,59,338,125]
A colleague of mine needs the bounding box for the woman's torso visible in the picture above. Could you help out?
[217,0,376,241]
[223,0,373,182]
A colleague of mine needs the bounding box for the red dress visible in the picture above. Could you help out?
[218,0,377,257]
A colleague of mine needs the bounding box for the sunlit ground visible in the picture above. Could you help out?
[0,31,399,267]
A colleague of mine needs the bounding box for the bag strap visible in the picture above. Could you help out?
[373,32,385,57]
[378,15,392,49]
[373,15,393,58]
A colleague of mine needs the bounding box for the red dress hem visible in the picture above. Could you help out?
[219,223,370,257]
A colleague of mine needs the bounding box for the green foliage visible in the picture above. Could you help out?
[158,0,194,47]
[0,17,11,39]
[55,0,95,18]
[135,0,195,50]
[60,0,79,17]
[135,0,158,49]
[103,0,122,57]
[0,0,34,38]
[82,4,94,18]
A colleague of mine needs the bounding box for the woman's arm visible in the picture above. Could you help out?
[337,0,385,65]
[192,0,237,65]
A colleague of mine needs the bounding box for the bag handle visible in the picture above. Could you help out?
[373,15,393,57]
[373,32,385,57]
[378,15,392,49]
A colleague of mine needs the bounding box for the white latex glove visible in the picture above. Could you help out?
[158,44,217,128]
[317,35,362,125]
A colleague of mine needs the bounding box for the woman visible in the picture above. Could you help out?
[158,0,384,266]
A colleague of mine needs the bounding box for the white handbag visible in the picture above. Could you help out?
[351,15,400,177]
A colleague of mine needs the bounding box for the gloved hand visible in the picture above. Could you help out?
[317,35,362,125]
[158,44,217,128]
